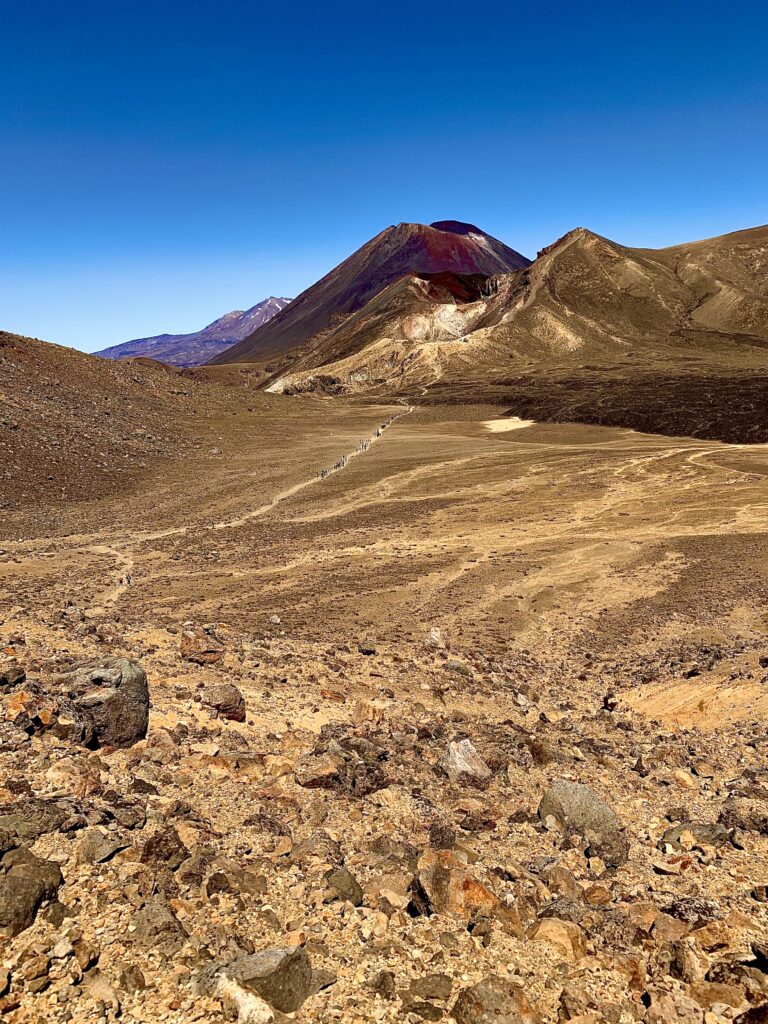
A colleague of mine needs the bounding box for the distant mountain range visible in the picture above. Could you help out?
[96,296,292,367]
[212,221,530,363]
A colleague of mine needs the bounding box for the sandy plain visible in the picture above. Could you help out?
[4,398,768,729]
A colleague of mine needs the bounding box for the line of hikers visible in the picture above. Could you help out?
[316,411,404,481]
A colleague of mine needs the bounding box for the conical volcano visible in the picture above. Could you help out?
[212,221,530,362]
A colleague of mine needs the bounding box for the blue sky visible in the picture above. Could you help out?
[2,1,767,352]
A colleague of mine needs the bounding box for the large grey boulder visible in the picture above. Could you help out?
[199,946,314,1014]
[66,658,149,748]
[538,780,629,867]
[6,658,149,749]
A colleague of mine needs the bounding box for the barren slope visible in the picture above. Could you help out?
[0,329,269,512]
[267,224,768,442]
[213,221,530,362]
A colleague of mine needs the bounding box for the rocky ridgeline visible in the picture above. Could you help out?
[0,624,767,1023]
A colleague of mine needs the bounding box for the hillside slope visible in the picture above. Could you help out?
[213,221,530,362]
[274,224,768,386]
[0,330,213,510]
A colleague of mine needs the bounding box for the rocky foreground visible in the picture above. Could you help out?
[1,615,768,1024]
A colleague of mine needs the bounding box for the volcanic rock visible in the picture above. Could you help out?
[199,946,314,1014]
[201,682,246,721]
[530,917,586,962]
[140,826,189,871]
[0,798,68,843]
[660,821,730,851]
[324,866,363,906]
[0,663,25,693]
[74,658,150,747]
[538,780,629,866]
[451,975,539,1023]
[438,739,492,788]
[22,658,150,749]
[720,797,768,836]
[181,627,225,665]
[410,849,500,923]
[130,899,187,952]
[75,827,130,865]
[0,846,64,937]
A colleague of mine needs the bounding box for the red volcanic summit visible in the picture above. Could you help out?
[213,220,530,363]
[429,220,485,234]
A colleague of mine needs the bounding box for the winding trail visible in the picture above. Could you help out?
[214,405,413,531]
[87,544,135,612]
[13,404,415,612]
[5,406,768,672]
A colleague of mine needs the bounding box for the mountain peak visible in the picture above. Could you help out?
[213,222,530,363]
[429,220,485,236]
[96,296,292,367]
[535,226,608,259]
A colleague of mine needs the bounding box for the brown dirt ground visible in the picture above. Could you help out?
[2,396,768,1022]
[4,396,768,726]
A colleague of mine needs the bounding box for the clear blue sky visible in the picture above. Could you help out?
[2,0,767,352]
